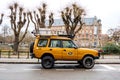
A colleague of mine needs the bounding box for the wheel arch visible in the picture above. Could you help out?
[82,54,95,60]
[41,53,55,60]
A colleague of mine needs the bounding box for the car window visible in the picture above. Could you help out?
[62,40,76,48]
[49,40,61,47]
[38,39,48,47]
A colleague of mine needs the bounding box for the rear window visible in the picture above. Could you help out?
[49,40,61,48]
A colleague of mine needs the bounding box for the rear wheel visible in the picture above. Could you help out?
[82,56,95,69]
[41,56,54,69]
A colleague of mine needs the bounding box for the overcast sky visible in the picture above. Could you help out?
[0,0,120,34]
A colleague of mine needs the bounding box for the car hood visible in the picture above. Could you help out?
[77,48,98,53]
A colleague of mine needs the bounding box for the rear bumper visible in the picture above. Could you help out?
[30,53,36,58]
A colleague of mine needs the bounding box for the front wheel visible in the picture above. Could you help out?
[41,56,54,69]
[82,56,95,69]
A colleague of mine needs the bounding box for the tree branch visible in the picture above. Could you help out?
[0,14,4,25]
[29,12,37,31]
[75,21,84,34]
[19,13,30,43]
[48,13,54,28]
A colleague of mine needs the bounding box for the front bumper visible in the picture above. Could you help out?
[95,52,100,59]
[94,56,100,59]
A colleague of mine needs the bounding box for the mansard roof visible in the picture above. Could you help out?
[45,16,99,26]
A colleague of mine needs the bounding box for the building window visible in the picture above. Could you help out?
[86,30,88,34]
[90,34,92,38]
[86,33,88,38]
[94,42,97,47]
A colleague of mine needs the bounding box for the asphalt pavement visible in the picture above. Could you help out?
[0,64,120,80]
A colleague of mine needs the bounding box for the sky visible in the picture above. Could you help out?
[0,0,120,34]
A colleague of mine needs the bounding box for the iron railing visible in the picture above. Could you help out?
[0,50,29,59]
[0,50,120,59]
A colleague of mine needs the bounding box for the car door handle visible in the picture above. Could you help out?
[63,49,66,51]
[50,49,52,51]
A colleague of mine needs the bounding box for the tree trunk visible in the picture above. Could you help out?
[13,36,19,54]
[66,30,75,40]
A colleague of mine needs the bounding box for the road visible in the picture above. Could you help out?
[0,64,120,80]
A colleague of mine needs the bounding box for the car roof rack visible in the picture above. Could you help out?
[58,34,75,39]
[31,28,74,39]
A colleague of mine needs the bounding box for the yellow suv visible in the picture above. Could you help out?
[30,35,100,69]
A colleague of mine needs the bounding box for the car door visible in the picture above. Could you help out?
[62,40,77,60]
[48,39,63,59]
[34,39,48,58]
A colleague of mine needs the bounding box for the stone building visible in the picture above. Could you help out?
[48,16,102,48]
[74,16,102,48]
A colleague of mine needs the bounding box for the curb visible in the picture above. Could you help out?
[0,62,120,64]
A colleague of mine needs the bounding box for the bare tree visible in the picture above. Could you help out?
[9,3,30,54]
[101,34,109,46]
[0,13,4,25]
[61,3,85,39]
[2,25,9,44]
[29,3,54,33]
[20,31,34,44]
[107,27,120,45]
[0,35,4,44]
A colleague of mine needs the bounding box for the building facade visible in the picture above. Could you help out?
[50,16,102,48]
[74,16,102,48]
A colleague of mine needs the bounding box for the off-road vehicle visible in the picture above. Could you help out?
[30,33,100,69]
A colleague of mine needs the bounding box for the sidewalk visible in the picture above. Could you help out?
[0,58,120,64]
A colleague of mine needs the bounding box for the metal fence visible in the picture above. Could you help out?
[0,50,29,59]
[0,50,120,59]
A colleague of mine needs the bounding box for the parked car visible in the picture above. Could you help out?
[30,35,100,69]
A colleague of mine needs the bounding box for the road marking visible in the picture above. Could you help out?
[100,65,116,70]
[86,69,110,72]
[116,69,120,71]
[24,69,41,71]
[0,64,7,67]
[0,68,7,70]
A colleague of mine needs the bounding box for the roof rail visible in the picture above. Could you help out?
[58,34,75,39]
[31,28,74,39]
[31,28,66,36]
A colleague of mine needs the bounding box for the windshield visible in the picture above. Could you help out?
[62,40,77,48]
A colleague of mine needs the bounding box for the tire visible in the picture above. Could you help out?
[82,56,95,69]
[41,56,54,69]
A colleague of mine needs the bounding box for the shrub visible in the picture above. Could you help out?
[102,43,120,55]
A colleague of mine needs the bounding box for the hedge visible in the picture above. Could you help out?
[102,43,120,55]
